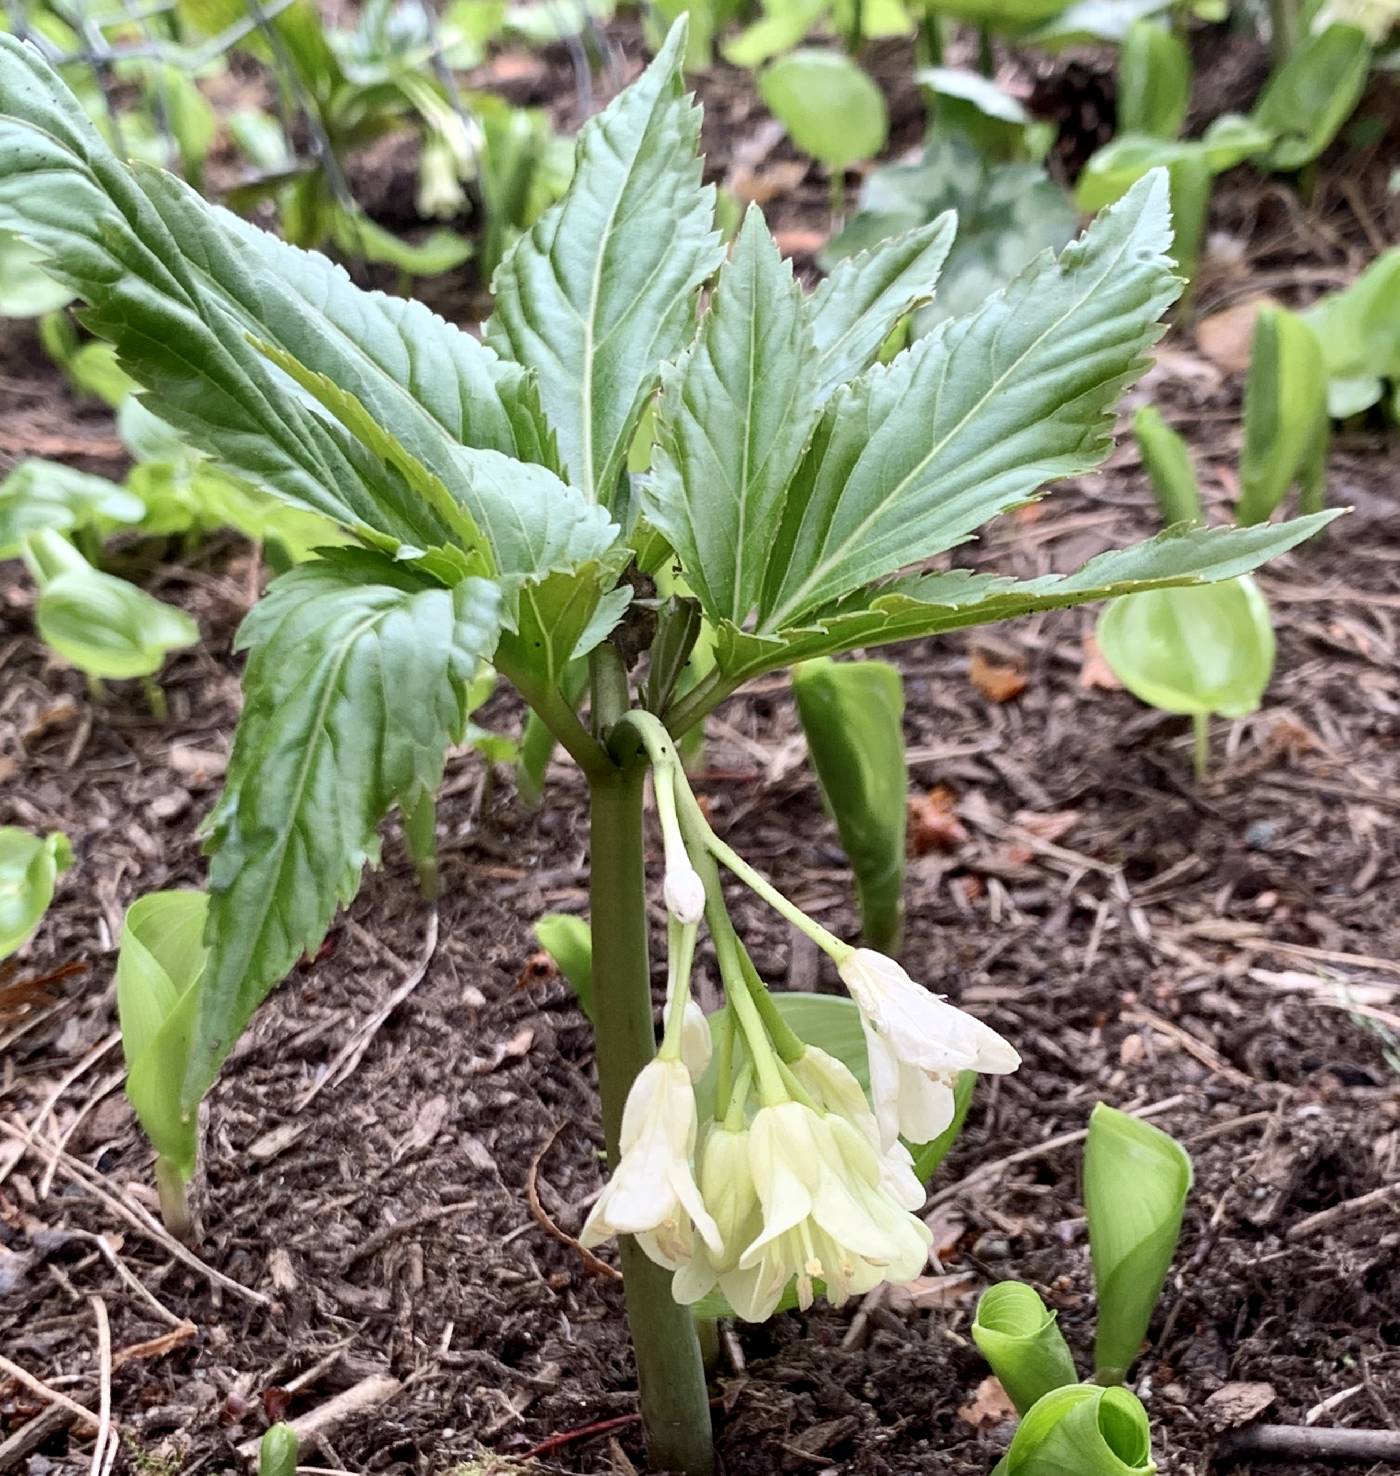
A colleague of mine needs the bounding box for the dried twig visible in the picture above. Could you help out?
[233,1374,402,1461]
[1288,1181,1400,1243]
[0,1354,98,1433]
[88,1298,113,1476]
[0,1118,270,1306]
[527,1123,621,1281]
[1217,1423,1400,1462]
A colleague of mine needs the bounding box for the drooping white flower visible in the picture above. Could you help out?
[734,1102,932,1318]
[671,1123,772,1316]
[791,1044,923,1210]
[839,948,1019,1148]
[580,1058,722,1270]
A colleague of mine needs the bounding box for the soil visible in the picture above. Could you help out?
[2,17,1399,1476]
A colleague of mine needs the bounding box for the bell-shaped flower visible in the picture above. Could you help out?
[671,1122,772,1316]
[791,1044,924,1210]
[580,1058,722,1270]
[839,948,1019,1148]
[736,1102,932,1318]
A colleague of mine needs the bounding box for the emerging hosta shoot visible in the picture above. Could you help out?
[257,1423,299,1476]
[1085,1103,1192,1385]
[792,657,908,952]
[995,1384,1156,1476]
[0,22,1335,1469]
[973,1281,1078,1416]
[115,891,210,1239]
[21,529,199,705]
[0,828,72,961]
[534,913,594,1021]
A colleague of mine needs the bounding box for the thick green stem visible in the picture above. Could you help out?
[588,759,713,1476]
[404,788,439,900]
[155,1156,192,1241]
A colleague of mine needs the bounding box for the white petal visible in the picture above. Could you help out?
[862,1021,905,1151]
[664,866,707,925]
[680,999,713,1080]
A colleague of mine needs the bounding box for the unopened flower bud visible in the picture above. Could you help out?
[664,865,706,926]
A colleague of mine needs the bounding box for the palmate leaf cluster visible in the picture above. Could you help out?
[0,20,1333,1109]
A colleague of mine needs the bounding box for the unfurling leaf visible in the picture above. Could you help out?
[1301,249,1400,418]
[22,530,199,683]
[1251,24,1371,172]
[0,459,143,560]
[116,891,207,1232]
[0,828,72,961]
[1132,406,1201,527]
[973,1281,1079,1415]
[793,659,907,952]
[191,553,501,1105]
[996,1383,1156,1476]
[1237,306,1330,524]
[488,18,724,509]
[1117,19,1190,139]
[1095,576,1276,720]
[534,914,594,1021]
[1084,1103,1192,1384]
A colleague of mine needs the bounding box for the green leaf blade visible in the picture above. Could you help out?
[487,18,723,509]
[641,207,823,625]
[759,170,1183,629]
[189,553,501,1105]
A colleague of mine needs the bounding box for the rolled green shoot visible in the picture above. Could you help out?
[995,1383,1157,1476]
[792,657,908,953]
[257,1422,298,1476]
[0,827,72,961]
[534,913,594,1023]
[1084,1103,1192,1384]
[973,1281,1079,1415]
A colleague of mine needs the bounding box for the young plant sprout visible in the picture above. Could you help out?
[0,828,72,961]
[0,22,1336,1470]
[973,1104,1191,1475]
[792,657,907,952]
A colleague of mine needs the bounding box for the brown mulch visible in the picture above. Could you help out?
[2,22,1400,1476]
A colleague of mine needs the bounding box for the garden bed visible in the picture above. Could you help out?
[2,28,1398,1476]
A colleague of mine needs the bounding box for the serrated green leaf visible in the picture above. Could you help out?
[0,827,72,961]
[714,513,1339,688]
[0,39,558,563]
[495,558,632,699]
[806,215,956,400]
[117,890,207,1176]
[640,207,824,625]
[487,19,723,510]
[1252,24,1371,171]
[190,551,501,1103]
[1085,1103,1191,1384]
[757,172,1182,629]
[0,459,144,560]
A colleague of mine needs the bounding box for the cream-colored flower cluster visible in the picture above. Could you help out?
[578,715,1019,1323]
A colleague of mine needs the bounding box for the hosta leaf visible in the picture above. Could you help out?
[1252,24,1371,171]
[714,514,1339,688]
[805,215,956,400]
[190,550,501,1102]
[0,459,144,560]
[641,207,823,625]
[487,18,724,509]
[0,827,72,961]
[758,172,1182,629]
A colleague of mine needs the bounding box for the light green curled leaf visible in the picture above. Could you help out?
[759,51,889,173]
[1075,117,1272,213]
[725,0,827,68]
[805,215,957,399]
[972,1282,1079,1415]
[711,514,1334,691]
[757,171,1181,630]
[0,828,72,961]
[1026,0,1172,47]
[190,550,501,1106]
[1001,1383,1156,1476]
[534,913,594,1021]
[0,459,144,560]
[488,18,724,510]
[1238,306,1330,524]
[641,207,824,626]
[1084,1102,1192,1384]
[22,529,199,682]
[792,658,907,954]
[257,1423,299,1476]
[1118,20,1191,139]
[1096,576,1275,720]
[1132,406,1201,526]
[1252,24,1371,171]
[1302,249,1400,418]
[0,229,73,316]
[116,891,208,1180]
